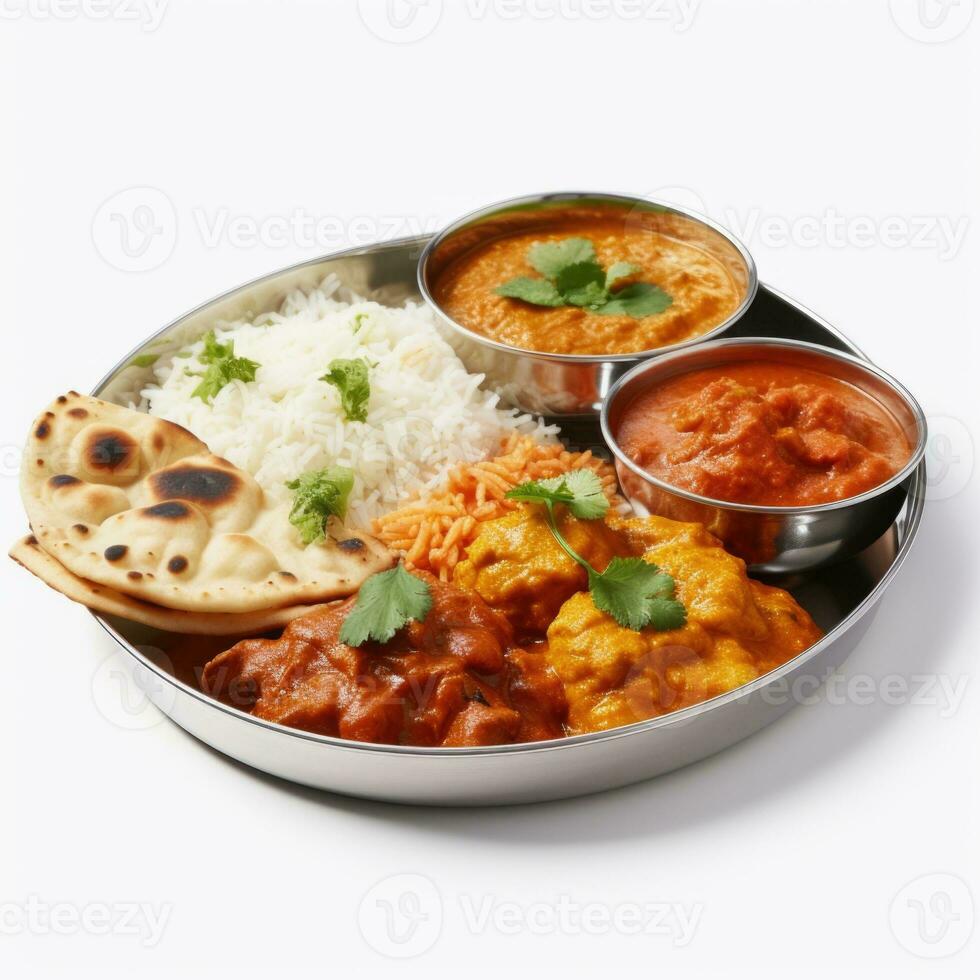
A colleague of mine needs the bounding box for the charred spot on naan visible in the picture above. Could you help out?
[144,501,193,520]
[149,464,240,506]
[49,474,80,488]
[81,427,140,477]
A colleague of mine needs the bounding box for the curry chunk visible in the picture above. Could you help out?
[454,504,626,636]
[201,573,567,747]
[611,514,768,640]
[543,518,822,734]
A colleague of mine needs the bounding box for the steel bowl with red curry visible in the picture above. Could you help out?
[615,360,914,507]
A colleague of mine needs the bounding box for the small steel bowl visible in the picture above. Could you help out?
[418,191,758,418]
[601,337,927,573]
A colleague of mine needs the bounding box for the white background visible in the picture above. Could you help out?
[2,0,978,976]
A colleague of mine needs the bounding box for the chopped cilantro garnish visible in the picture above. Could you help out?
[320,357,371,422]
[190,330,261,405]
[505,473,687,632]
[339,564,433,646]
[285,466,355,546]
[495,237,674,319]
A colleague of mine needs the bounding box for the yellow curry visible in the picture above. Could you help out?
[455,507,821,734]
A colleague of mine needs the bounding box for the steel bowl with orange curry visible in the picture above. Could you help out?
[431,206,746,356]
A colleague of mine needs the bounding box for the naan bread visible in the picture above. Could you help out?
[10,534,332,635]
[21,392,393,613]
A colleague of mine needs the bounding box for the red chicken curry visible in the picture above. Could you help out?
[617,361,912,506]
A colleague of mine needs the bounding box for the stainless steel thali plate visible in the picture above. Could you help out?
[91,237,926,806]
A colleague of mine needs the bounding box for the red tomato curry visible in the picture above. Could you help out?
[616,361,912,506]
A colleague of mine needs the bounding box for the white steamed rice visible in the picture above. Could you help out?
[142,276,556,527]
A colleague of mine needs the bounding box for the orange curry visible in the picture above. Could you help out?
[617,361,912,506]
[432,208,743,356]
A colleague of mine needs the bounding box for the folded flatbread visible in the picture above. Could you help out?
[10,534,332,635]
[19,392,392,614]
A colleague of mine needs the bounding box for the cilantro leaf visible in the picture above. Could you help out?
[495,277,565,307]
[646,595,688,631]
[339,564,433,646]
[588,558,685,632]
[200,330,234,363]
[593,282,674,317]
[190,330,261,404]
[555,470,609,519]
[527,237,596,278]
[555,261,607,308]
[285,466,355,546]
[191,355,260,404]
[605,261,640,290]
[320,357,371,422]
[351,312,369,334]
[506,470,609,521]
